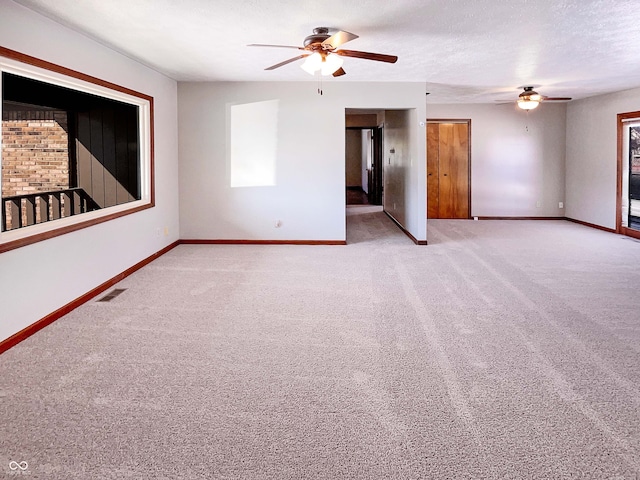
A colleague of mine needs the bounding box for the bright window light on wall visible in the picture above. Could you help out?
[229,100,278,188]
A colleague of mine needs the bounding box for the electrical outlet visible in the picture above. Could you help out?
[275,220,282,228]
[164,226,169,236]
[559,202,564,209]
[536,201,542,208]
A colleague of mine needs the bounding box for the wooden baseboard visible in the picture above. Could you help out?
[3,214,628,355]
[476,216,565,221]
[619,226,640,239]
[384,211,427,245]
[564,217,616,233]
[0,241,180,355]
[476,215,618,234]
[0,237,348,354]
[180,239,346,245]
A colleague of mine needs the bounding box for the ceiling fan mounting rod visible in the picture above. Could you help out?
[304,27,332,47]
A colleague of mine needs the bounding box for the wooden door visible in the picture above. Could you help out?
[426,121,470,219]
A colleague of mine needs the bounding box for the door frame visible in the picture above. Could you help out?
[616,111,640,240]
[370,125,383,205]
[426,118,472,219]
[345,126,383,206]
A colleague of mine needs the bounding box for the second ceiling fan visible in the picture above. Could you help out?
[248,27,398,77]
[515,86,572,110]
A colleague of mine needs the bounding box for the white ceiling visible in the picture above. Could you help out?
[12,0,640,103]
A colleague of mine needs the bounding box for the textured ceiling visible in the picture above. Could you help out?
[11,0,640,103]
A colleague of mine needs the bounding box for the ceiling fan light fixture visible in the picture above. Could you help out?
[321,53,344,76]
[517,86,542,109]
[301,52,344,76]
[517,98,540,110]
[301,52,323,74]
[252,28,398,78]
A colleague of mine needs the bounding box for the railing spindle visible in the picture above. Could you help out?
[1,188,100,231]
[51,193,61,220]
[25,197,35,226]
[36,195,48,224]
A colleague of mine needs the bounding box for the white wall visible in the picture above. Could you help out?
[384,109,416,227]
[0,0,179,342]
[427,103,567,217]
[566,87,640,229]
[178,81,426,242]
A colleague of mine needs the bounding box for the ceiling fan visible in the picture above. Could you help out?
[514,86,572,110]
[248,27,398,77]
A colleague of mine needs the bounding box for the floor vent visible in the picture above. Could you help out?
[97,288,127,302]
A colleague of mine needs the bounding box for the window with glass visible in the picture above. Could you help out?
[0,47,153,253]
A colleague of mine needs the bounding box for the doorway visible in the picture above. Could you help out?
[617,111,640,239]
[345,122,383,206]
[426,120,471,219]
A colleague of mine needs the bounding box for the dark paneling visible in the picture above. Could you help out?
[75,102,140,206]
[76,111,92,197]
[127,107,141,200]
[89,107,105,207]
[101,107,117,207]
[114,107,130,203]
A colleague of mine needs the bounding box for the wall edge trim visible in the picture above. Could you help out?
[179,239,346,245]
[0,241,179,355]
[476,216,565,220]
[564,217,616,233]
[384,211,427,245]
[477,216,617,233]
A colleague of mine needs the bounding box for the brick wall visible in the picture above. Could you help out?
[1,108,70,199]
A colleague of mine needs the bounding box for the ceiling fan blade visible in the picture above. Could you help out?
[248,44,305,50]
[265,54,309,70]
[332,67,346,77]
[322,30,359,50]
[335,49,398,63]
[542,96,572,101]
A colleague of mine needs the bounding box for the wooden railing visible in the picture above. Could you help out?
[2,188,101,232]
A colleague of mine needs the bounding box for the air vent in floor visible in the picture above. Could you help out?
[97,288,127,302]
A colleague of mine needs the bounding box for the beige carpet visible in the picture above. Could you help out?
[1,208,640,479]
